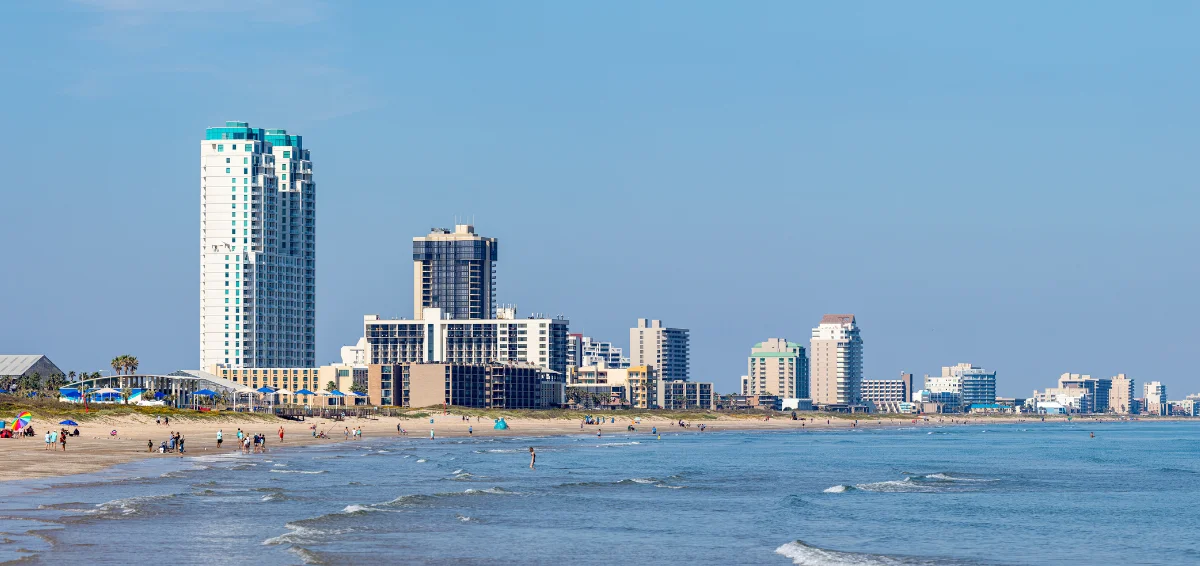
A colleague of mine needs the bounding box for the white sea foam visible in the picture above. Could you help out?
[776,540,941,565]
[823,485,852,493]
[270,469,327,474]
[416,459,427,463]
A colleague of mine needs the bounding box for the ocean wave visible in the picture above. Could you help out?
[269,469,328,474]
[777,540,968,565]
[825,473,999,494]
[415,459,427,463]
[597,441,642,447]
[263,523,353,546]
[557,477,685,490]
[82,494,178,519]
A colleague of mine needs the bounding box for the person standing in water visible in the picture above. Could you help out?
[529,447,536,469]
[430,429,435,440]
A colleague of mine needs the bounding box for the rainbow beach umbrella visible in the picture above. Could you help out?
[12,411,32,431]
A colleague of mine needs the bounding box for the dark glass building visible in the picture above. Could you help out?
[412,225,498,320]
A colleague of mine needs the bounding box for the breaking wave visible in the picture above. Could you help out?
[824,473,999,494]
[776,540,974,565]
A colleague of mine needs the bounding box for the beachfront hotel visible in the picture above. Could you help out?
[413,224,498,320]
[200,121,315,369]
[925,363,998,411]
[809,314,863,407]
[861,373,915,411]
[363,307,569,376]
[630,319,690,382]
[740,338,809,399]
[1109,374,1135,414]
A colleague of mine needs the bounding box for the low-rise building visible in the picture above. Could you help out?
[374,362,560,409]
[925,363,996,411]
[364,308,569,375]
[660,380,714,410]
[862,373,915,411]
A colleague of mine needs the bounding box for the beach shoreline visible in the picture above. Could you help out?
[0,411,1189,483]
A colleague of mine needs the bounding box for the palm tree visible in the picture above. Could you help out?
[120,387,133,404]
[125,356,139,375]
[45,373,66,395]
[111,356,124,376]
[91,371,101,380]
[325,380,337,392]
[22,372,42,397]
[67,371,76,383]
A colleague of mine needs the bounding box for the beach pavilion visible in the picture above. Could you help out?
[61,369,242,407]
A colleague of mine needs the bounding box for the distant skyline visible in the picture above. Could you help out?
[0,2,1197,395]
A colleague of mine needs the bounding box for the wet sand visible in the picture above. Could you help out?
[0,412,1152,482]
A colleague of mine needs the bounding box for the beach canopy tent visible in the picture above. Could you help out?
[194,389,219,396]
[295,389,317,395]
[256,386,277,394]
[92,387,120,395]
[59,420,79,426]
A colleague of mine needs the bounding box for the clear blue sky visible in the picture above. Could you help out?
[1,1,1197,396]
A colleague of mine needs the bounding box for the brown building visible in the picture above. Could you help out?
[368,362,561,409]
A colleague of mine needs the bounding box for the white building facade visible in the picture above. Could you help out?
[363,308,569,375]
[630,319,689,381]
[200,122,315,369]
[809,314,863,406]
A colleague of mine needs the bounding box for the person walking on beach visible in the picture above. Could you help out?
[279,427,285,443]
[217,429,223,448]
[178,435,186,454]
[529,447,536,469]
[430,429,435,440]
[597,428,602,438]
[60,429,67,451]
[148,439,154,453]
[344,427,350,440]
[156,416,161,426]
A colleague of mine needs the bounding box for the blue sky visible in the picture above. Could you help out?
[1,1,1197,396]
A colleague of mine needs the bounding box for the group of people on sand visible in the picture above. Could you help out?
[343,426,364,440]
[150,431,185,454]
[154,415,171,426]
[44,428,70,451]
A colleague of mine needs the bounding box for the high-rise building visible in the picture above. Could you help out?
[1058,373,1111,413]
[630,319,689,381]
[200,122,315,369]
[741,338,808,399]
[1144,381,1167,415]
[412,225,498,320]
[1109,374,1135,414]
[809,314,863,406]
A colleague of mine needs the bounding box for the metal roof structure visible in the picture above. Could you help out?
[0,355,63,377]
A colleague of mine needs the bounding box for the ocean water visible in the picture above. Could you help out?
[1,421,1198,565]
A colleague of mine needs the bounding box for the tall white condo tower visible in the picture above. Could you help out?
[200,121,315,369]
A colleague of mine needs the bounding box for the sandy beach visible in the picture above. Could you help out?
[0,411,1164,482]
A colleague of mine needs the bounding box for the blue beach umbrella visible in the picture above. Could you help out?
[295,389,317,396]
[256,386,277,394]
[194,389,218,396]
[59,420,79,426]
